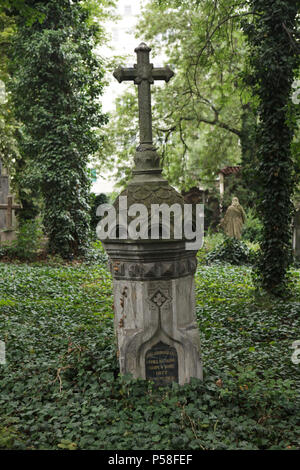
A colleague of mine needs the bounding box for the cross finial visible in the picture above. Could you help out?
[113,43,174,172]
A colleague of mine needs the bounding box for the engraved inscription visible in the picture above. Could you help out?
[145,341,178,385]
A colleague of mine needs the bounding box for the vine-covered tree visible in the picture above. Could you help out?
[9,0,109,258]
[0,4,45,222]
[242,0,300,295]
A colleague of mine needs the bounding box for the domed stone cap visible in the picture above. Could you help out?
[134,42,151,53]
[114,181,184,209]
[112,181,187,242]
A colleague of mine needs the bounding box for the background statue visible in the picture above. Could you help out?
[220,197,246,239]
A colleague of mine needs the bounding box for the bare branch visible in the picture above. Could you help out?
[282,22,300,52]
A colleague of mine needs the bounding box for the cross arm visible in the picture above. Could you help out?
[11,204,22,210]
[113,66,137,83]
[0,198,22,211]
[0,204,21,210]
[152,66,174,82]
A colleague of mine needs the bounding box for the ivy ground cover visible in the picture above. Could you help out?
[0,261,299,450]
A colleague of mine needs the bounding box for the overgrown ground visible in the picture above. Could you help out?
[0,258,299,450]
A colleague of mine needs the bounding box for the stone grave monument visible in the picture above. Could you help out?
[99,43,202,386]
[0,159,21,243]
[293,208,300,261]
[0,159,9,231]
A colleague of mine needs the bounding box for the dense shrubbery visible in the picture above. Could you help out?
[206,237,256,266]
[242,208,263,243]
[89,193,109,238]
[83,240,108,264]
[0,224,107,263]
[0,218,43,261]
[0,259,299,450]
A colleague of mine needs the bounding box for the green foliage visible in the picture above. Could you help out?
[242,208,263,243]
[206,236,255,265]
[82,240,108,264]
[222,172,256,211]
[0,417,26,449]
[0,11,19,169]
[0,260,299,450]
[97,91,138,189]
[9,0,108,258]
[11,218,43,261]
[197,231,225,264]
[203,231,225,252]
[0,1,45,25]
[89,192,109,237]
[0,11,42,218]
[240,103,259,202]
[202,189,221,231]
[242,0,300,295]
[0,218,43,261]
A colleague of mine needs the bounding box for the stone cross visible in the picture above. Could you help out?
[0,195,21,229]
[113,43,174,146]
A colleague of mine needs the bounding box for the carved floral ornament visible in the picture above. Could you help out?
[109,257,197,281]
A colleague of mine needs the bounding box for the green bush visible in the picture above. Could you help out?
[204,231,225,251]
[206,236,255,265]
[197,231,225,265]
[89,193,109,238]
[0,218,43,261]
[83,240,108,264]
[242,208,263,243]
[0,419,25,450]
[11,219,43,261]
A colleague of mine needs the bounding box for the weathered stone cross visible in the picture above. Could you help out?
[0,195,21,229]
[113,43,174,146]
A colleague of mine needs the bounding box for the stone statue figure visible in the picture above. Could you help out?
[220,197,246,239]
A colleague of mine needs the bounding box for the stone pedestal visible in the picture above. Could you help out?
[0,173,18,238]
[0,229,17,244]
[111,271,202,385]
[293,210,300,261]
[0,175,9,230]
[103,198,203,386]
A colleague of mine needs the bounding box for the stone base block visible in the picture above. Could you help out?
[113,275,202,385]
[0,229,17,244]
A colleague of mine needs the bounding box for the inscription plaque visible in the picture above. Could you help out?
[145,341,178,385]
